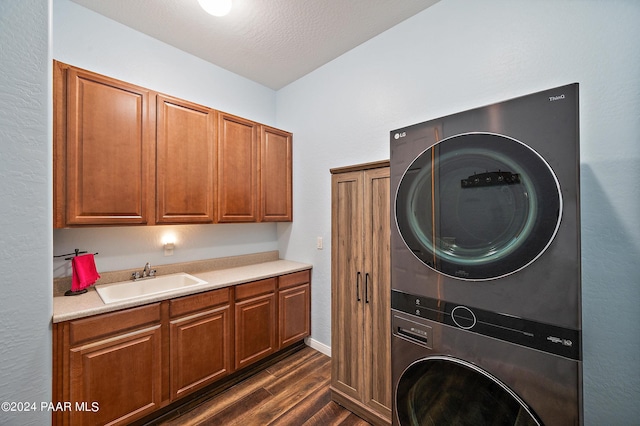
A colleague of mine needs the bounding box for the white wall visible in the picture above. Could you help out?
[276,0,640,424]
[54,0,276,124]
[52,0,281,276]
[0,0,52,424]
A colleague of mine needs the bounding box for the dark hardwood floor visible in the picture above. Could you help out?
[157,346,371,426]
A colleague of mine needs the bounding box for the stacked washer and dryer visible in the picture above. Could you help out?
[389,84,582,425]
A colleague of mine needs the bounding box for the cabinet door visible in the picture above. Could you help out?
[235,292,276,369]
[363,168,392,418]
[69,325,162,426]
[279,283,310,348]
[64,67,152,225]
[156,95,215,223]
[216,113,258,222]
[260,126,292,221]
[170,305,232,399]
[331,171,365,401]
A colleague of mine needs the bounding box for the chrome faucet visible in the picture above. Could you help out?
[143,262,152,277]
[132,262,156,281]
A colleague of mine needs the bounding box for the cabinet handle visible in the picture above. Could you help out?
[365,273,370,303]
[356,272,361,302]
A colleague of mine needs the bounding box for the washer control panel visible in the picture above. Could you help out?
[392,290,581,360]
[451,305,477,329]
[393,314,433,349]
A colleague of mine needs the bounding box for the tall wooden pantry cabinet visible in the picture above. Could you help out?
[330,161,391,425]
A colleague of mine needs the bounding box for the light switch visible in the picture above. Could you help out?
[316,237,323,250]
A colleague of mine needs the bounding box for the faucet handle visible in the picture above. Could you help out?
[132,271,141,280]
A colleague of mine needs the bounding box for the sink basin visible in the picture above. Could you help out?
[95,273,208,304]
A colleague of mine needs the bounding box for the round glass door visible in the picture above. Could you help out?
[396,356,541,426]
[395,132,561,280]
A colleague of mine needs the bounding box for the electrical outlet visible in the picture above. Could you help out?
[316,237,323,250]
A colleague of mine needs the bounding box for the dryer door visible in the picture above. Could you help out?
[396,356,541,426]
[395,132,561,281]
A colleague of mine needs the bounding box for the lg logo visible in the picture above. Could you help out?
[394,132,406,140]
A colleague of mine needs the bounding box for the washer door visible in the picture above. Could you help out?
[395,132,561,280]
[396,356,541,426]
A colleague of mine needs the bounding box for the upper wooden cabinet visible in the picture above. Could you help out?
[53,61,293,227]
[54,62,153,226]
[216,113,259,222]
[260,126,293,221]
[156,95,215,224]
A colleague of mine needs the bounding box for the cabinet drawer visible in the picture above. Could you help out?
[69,303,161,346]
[235,278,276,301]
[278,270,310,290]
[170,287,230,318]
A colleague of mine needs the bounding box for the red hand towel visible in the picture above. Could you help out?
[71,254,101,292]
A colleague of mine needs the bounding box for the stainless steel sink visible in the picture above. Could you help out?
[95,273,208,304]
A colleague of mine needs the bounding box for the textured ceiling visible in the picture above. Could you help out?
[69,0,440,89]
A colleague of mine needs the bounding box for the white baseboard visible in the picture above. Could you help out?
[305,337,331,357]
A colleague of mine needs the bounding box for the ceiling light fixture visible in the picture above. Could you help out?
[198,0,232,17]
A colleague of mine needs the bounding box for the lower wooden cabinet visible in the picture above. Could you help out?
[234,278,277,369]
[54,304,163,426]
[70,326,162,425]
[169,288,233,399]
[278,271,311,348]
[53,269,311,426]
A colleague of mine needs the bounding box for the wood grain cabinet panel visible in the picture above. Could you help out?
[216,113,259,222]
[330,162,391,425]
[169,287,230,318]
[156,95,215,223]
[234,282,277,369]
[53,270,311,425]
[58,304,164,426]
[54,62,293,227]
[331,170,365,401]
[61,65,153,226]
[260,126,292,221]
[69,325,162,426]
[170,305,232,399]
[279,283,310,348]
[278,270,310,290]
[69,303,161,346]
[363,167,392,418]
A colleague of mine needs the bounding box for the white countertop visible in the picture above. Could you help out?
[53,259,312,323]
